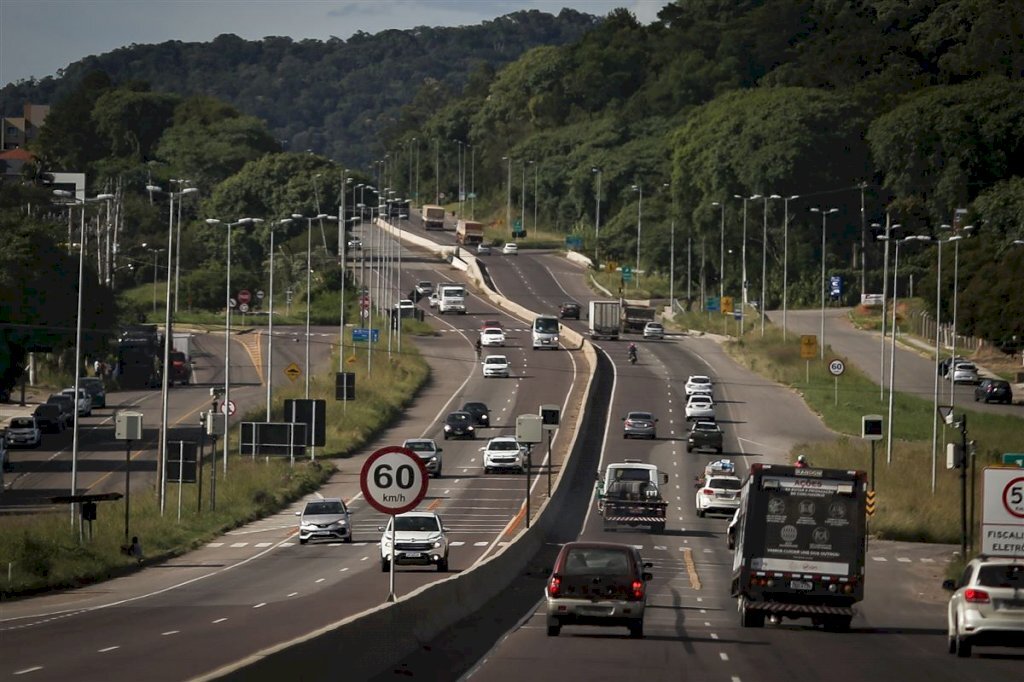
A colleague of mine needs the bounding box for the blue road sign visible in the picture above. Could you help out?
[706,296,720,312]
[352,328,380,342]
[830,275,843,298]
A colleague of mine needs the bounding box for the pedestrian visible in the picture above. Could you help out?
[130,536,143,565]
[94,358,102,376]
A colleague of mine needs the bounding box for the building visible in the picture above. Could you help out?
[2,103,49,151]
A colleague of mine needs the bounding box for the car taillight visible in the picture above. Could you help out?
[632,580,644,600]
[548,576,561,598]
[964,588,990,603]
[702,488,715,495]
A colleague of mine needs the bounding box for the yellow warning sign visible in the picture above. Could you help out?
[721,296,734,314]
[866,489,877,517]
[284,362,302,382]
[800,334,818,359]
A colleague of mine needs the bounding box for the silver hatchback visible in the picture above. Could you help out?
[296,498,352,544]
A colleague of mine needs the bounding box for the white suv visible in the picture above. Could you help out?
[482,436,526,474]
[695,475,742,517]
[944,556,1024,657]
[379,511,449,572]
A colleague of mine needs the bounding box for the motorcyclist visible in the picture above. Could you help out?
[795,454,809,468]
[627,342,638,363]
[475,337,482,358]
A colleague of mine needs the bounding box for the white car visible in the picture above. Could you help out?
[379,511,449,572]
[944,555,1024,657]
[684,375,714,397]
[476,243,492,255]
[482,354,510,378]
[402,438,443,478]
[5,416,41,448]
[949,362,979,384]
[394,298,416,318]
[501,242,518,255]
[61,387,92,416]
[428,291,440,308]
[481,436,526,474]
[685,394,715,421]
[695,475,742,517]
[642,322,664,340]
[479,327,506,347]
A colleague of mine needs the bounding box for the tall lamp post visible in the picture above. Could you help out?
[926,233,954,493]
[946,217,975,414]
[759,194,781,336]
[292,213,329,398]
[592,167,602,265]
[53,189,113,528]
[266,218,292,420]
[811,207,838,359]
[711,201,726,300]
[780,194,799,341]
[142,243,165,315]
[632,183,643,290]
[735,194,753,335]
[205,216,259,478]
[502,156,513,234]
[170,178,193,313]
[147,183,199,514]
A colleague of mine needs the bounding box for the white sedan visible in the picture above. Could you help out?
[685,394,715,421]
[482,355,510,378]
[685,375,714,397]
[480,327,506,347]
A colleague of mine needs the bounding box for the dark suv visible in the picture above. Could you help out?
[33,404,66,433]
[974,379,1012,404]
[559,301,581,319]
[46,394,75,428]
[442,411,475,440]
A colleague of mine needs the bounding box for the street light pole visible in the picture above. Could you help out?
[735,195,752,335]
[521,160,527,234]
[170,178,192,314]
[292,213,328,398]
[592,168,601,265]
[503,156,512,234]
[781,194,799,341]
[811,207,838,360]
[712,201,725,300]
[143,244,165,315]
[632,183,643,290]
[267,218,292,420]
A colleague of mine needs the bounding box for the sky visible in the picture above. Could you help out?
[0,0,666,86]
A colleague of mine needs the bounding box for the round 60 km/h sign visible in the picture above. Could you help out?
[828,359,846,376]
[360,446,429,515]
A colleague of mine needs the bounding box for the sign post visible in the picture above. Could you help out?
[800,335,817,382]
[828,359,845,405]
[360,446,429,602]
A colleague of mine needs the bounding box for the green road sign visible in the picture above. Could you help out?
[621,266,633,283]
[1002,453,1024,467]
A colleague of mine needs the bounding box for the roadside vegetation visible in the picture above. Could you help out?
[674,307,1018,547]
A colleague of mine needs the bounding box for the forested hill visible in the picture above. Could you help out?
[0,8,600,167]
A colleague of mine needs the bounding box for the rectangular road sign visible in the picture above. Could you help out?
[352,328,380,342]
[284,399,327,447]
[1002,453,1024,467]
[706,296,720,312]
[800,334,818,359]
[721,296,734,314]
[166,442,198,483]
[240,422,307,458]
[981,467,1024,557]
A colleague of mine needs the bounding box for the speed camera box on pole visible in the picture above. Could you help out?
[115,411,143,440]
[861,415,883,441]
[516,414,543,444]
[539,404,560,430]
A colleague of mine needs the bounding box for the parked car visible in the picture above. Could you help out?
[479,327,506,347]
[379,511,449,572]
[402,438,443,478]
[642,322,665,340]
[948,362,979,384]
[943,555,1024,657]
[481,436,526,474]
[501,242,518,255]
[5,416,41,448]
[296,497,352,544]
[60,387,92,416]
[544,541,652,638]
[685,394,715,421]
[975,379,1013,404]
[46,394,75,427]
[78,377,106,408]
[622,411,657,439]
[460,401,491,427]
[442,411,475,440]
[684,375,714,396]
[558,302,581,320]
[482,354,510,378]
[32,404,65,433]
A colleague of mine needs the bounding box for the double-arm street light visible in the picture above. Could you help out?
[592,168,602,265]
[169,178,194,314]
[266,218,293,420]
[205,216,261,478]
[53,189,113,528]
[734,194,754,334]
[142,243,165,314]
[750,194,780,336]
[292,213,330,398]
[811,207,839,359]
[147,183,199,513]
[780,194,799,341]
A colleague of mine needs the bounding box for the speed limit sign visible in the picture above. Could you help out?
[982,468,1024,557]
[828,359,846,376]
[360,446,429,515]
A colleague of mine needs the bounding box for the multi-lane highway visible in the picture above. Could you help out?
[3,214,1018,680]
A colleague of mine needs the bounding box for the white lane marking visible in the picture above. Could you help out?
[13,666,43,675]
[897,557,911,563]
[340,567,350,572]
[720,652,729,661]
[254,542,272,548]
[212,618,227,624]
[360,556,368,561]
[315,578,325,583]
[98,646,119,653]
[162,630,179,635]
[921,558,935,563]
[253,603,266,609]
[287,592,298,597]
[473,541,489,547]
[450,541,466,546]
[207,543,224,548]
[873,556,888,562]
[230,542,248,548]
[704,621,711,627]
[732,677,742,682]
[710,633,719,640]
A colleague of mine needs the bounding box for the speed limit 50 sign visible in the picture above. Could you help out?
[360,446,429,515]
[981,468,1024,557]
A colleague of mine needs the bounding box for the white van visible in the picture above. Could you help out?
[532,315,560,350]
[438,284,466,315]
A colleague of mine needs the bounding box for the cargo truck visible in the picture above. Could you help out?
[588,300,621,340]
[622,304,656,333]
[731,463,868,631]
[169,331,192,385]
[422,204,446,230]
[596,461,669,533]
[456,220,484,245]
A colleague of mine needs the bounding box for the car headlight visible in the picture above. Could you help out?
[428,456,437,463]
[444,424,452,431]
[467,425,474,431]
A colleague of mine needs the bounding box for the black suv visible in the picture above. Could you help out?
[442,411,475,440]
[46,394,75,428]
[974,379,1013,404]
[559,301,581,320]
[460,401,491,427]
[33,404,66,433]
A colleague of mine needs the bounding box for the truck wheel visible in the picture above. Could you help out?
[380,558,390,572]
[696,508,705,518]
[738,597,764,628]
[824,615,852,632]
[546,622,561,637]
[628,620,644,638]
[652,523,665,534]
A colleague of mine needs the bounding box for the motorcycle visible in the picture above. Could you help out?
[628,347,637,365]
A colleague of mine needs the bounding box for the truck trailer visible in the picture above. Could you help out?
[588,300,621,340]
[422,204,446,230]
[456,220,484,245]
[731,463,867,631]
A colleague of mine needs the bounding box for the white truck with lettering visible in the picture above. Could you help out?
[438,284,466,315]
